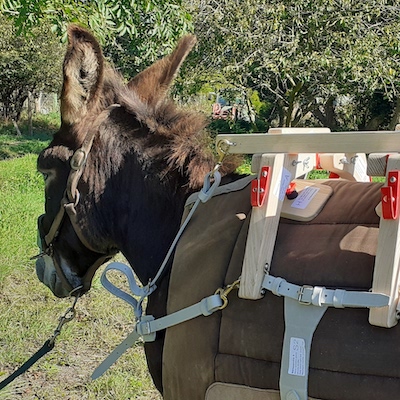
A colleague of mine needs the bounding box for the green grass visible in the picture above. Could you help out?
[0,154,46,280]
[0,113,58,160]
[0,266,161,400]
[0,117,52,279]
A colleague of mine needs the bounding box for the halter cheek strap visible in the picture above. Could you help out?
[39,105,121,295]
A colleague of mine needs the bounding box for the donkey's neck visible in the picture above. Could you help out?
[111,179,188,285]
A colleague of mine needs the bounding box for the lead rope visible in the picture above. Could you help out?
[0,289,81,390]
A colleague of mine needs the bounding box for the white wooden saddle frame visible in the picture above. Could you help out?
[216,127,400,327]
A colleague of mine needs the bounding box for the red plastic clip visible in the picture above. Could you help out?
[251,166,271,207]
[286,182,298,200]
[381,171,400,220]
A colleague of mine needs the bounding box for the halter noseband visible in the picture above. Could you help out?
[38,107,120,295]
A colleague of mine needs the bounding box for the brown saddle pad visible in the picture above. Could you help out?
[163,178,399,400]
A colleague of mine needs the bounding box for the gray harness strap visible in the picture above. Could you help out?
[92,170,224,379]
[92,262,223,379]
[280,299,327,400]
[262,274,389,309]
[261,273,390,400]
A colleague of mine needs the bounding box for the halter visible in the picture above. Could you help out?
[37,106,120,295]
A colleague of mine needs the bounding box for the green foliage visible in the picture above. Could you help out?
[2,0,193,78]
[0,15,63,121]
[186,0,400,131]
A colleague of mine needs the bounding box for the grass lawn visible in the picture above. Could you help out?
[0,121,160,399]
[0,154,45,280]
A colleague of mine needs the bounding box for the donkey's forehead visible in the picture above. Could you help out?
[38,145,73,170]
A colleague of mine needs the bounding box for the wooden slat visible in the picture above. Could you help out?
[216,131,400,154]
[252,153,316,178]
[369,154,400,328]
[268,127,331,134]
[239,154,298,300]
[319,153,369,182]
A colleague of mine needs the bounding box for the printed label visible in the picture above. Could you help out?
[273,167,292,201]
[288,337,306,376]
[354,155,370,182]
[291,186,320,210]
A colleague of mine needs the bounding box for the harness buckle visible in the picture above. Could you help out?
[70,148,87,170]
[297,285,313,305]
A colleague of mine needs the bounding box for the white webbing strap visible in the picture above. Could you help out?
[262,274,389,308]
[261,274,390,400]
[91,294,223,380]
[136,295,223,336]
[101,262,155,319]
[92,261,223,379]
[280,299,327,400]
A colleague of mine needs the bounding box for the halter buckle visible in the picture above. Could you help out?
[70,149,87,171]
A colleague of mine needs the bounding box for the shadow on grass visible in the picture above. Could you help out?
[0,114,58,160]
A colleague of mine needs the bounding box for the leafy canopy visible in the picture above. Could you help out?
[0,14,63,120]
[187,0,400,130]
[1,0,193,76]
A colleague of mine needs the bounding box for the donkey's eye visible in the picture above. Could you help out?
[38,169,55,185]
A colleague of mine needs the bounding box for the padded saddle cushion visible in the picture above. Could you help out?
[162,179,400,400]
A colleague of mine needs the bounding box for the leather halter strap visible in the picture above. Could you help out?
[41,105,120,294]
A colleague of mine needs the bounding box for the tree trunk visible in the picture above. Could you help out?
[12,119,22,136]
[389,97,400,130]
[35,92,43,113]
[27,92,33,135]
[277,100,286,127]
[285,81,303,127]
[311,96,338,131]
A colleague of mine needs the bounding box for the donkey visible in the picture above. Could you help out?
[36,25,400,400]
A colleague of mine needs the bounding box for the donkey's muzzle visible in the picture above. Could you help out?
[35,214,76,298]
[36,256,71,298]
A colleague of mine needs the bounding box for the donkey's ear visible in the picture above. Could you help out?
[128,35,196,107]
[60,25,104,125]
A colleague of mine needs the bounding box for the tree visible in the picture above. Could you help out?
[185,0,400,130]
[0,15,63,123]
[1,0,193,78]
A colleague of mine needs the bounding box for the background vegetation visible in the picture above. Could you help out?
[185,0,400,130]
[1,0,399,133]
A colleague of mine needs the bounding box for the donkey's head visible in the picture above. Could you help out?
[36,25,217,298]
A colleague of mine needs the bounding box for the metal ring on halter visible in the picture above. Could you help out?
[69,285,84,297]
